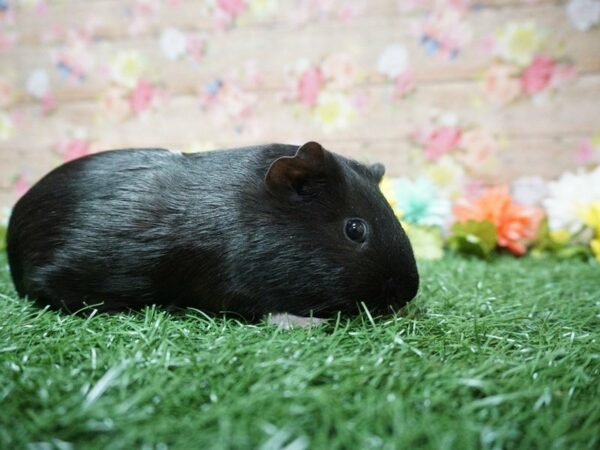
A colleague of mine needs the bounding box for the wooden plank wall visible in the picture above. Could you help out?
[1,0,599,212]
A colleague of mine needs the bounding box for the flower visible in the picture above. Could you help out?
[566,0,600,31]
[459,129,497,173]
[0,110,13,140]
[580,202,600,232]
[100,87,130,120]
[575,133,600,165]
[26,69,50,99]
[543,166,600,233]
[403,224,445,260]
[454,187,543,255]
[580,202,600,261]
[314,91,356,131]
[511,176,548,207]
[482,64,522,105]
[160,28,187,60]
[418,7,472,59]
[521,55,555,95]
[380,177,402,217]
[423,126,462,160]
[129,79,155,114]
[297,67,323,106]
[377,44,409,79]
[110,51,145,88]
[321,53,357,89]
[495,21,545,66]
[60,139,91,162]
[394,71,416,98]
[14,174,30,198]
[387,177,452,228]
[424,155,466,198]
[217,0,246,19]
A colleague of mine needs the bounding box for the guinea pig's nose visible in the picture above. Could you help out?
[382,277,415,307]
[382,278,399,299]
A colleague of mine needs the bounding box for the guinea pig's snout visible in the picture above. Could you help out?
[381,276,418,309]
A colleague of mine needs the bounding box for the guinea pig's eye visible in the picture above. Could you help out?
[345,219,367,243]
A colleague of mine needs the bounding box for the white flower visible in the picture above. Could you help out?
[566,0,600,31]
[511,176,548,207]
[543,166,600,232]
[495,21,545,66]
[110,51,145,88]
[26,69,50,99]
[377,44,409,80]
[160,28,187,60]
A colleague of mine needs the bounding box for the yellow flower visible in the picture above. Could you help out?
[0,111,14,141]
[110,51,145,88]
[592,132,600,148]
[496,21,545,66]
[379,177,403,219]
[314,91,356,131]
[549,229,570,245]
[423,155,466,199]
[579,202,600,234]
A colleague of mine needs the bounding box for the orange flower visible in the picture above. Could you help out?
[454,187,543,255]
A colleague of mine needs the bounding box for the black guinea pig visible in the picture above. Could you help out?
[6,141,418,320]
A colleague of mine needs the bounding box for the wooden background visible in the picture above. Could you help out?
[1,0,599,213]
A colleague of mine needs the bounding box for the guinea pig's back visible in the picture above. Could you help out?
[6,149,204,311]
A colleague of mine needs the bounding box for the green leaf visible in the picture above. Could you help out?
[448,220,497,259]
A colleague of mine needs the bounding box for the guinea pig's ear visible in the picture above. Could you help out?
[370,163,385,183]
[265,141,332,200]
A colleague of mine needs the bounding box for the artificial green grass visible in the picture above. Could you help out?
[0,253,599,450]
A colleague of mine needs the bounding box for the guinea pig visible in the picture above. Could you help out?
[6,142,419,320]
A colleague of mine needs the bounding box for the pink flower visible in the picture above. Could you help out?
[61,139,91,162]
[297,67,323,107]
[129,79,154,114]
[482,64,522,105]
[394,71,415,98]
[424,126,462,160]
[14,175,30,198]
[575,139,598,165]
[521,55,555,95]
[217,0,246,17]
[41,93,56,114]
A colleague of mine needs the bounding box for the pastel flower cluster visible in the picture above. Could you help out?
[415,1,472,60]
[101,51,167,120]
[411,113,498,188]
[566,0,600,31]
[283,54,361,131]
[482,21,576,105]
[380,165,600,261]
[214,0,278,30]
[377,44,415,99]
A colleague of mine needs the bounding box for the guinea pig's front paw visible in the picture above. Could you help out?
[265,313,328,330]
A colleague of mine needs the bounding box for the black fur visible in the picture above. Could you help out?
[6,142,419,319]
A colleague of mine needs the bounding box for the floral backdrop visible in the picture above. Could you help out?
[0,0,599,260]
